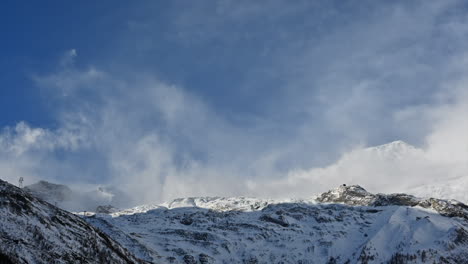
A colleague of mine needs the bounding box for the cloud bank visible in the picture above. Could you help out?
[1,1,467,206]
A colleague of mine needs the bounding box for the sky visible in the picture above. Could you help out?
[1,1,467,205]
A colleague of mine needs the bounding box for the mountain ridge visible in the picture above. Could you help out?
[85,185,468,264]
[2,176,468,263]
[0,179,146,264]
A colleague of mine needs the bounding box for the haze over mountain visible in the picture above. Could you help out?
[1,1,468,206]
[23,180,133,212]
[252,140,468,203]
[15,139,468,213]
[2,177,468,263]
[1,1,468,262]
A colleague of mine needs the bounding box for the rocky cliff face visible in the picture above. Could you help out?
[0,179,145,264]
[317,185,468,220]
[85,185,468,264]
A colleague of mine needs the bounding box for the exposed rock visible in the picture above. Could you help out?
[183,254,196,264]
[316,185,376,206]
[317,185,468,220]
[0,179,146,264]
[96,204,119,214]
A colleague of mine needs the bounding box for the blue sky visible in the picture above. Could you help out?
[1,1,467,203]
[0,0,130,126]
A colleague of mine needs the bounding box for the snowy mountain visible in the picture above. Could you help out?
[259,140,468,204]
[356,141,468,204]
[2,175,468,263]
[85,185,468,264]
[362,140,424,160]
[0,179,145,264]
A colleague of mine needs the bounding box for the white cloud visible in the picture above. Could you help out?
[18,50,468,204]
[248,84,468,201]
[59,48,78,68]
[1,1,468,207]
[18,57,254,204]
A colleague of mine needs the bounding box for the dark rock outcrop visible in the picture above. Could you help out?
[0,179,147,264]
[317,185,468,220]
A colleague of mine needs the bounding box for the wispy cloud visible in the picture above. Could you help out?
[249,75,468,201]
[1,1,468,206]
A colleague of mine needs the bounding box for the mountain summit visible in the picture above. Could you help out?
[2,177,468,263]
[85,185,468,264]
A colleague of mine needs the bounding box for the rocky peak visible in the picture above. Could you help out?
[316,184,376,206]
[316,184,468,220]
[419,198,468,220]
[89,184,468,264]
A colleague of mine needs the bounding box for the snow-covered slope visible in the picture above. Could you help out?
[0,179,146,264]
[86,185,468,264]
[363,140,424,160]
